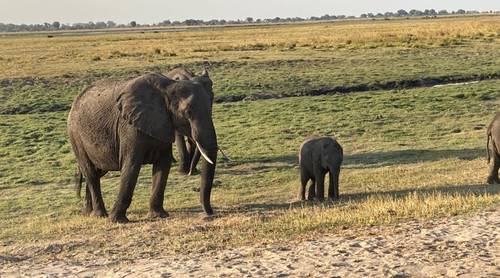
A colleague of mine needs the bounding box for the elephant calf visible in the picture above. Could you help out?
[299,136,343,201]
[487,112,500,184]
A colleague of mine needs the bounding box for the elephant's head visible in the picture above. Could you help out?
[166,74,216,162]
[166,67,214,105]
[117,72,218,214]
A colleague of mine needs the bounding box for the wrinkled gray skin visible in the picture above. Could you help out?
[486,112,500,184]
[67,72,217,223]
[165,67,214,175]
[299,136,343,201]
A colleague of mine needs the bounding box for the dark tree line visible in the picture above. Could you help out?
[0,9,497,32]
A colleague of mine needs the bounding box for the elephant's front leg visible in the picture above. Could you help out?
[176,133,191,175]
[149,150,172,218]
[110,158,142,223]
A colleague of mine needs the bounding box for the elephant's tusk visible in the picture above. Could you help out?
[195,141,215,165]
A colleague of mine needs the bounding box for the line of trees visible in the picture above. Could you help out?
[0,9,497,33]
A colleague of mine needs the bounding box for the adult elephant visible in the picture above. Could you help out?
[67,72,217,223]
[486,112,500,184]
[165,67,214,175]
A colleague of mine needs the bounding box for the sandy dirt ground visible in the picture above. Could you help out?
[1,206,499,277]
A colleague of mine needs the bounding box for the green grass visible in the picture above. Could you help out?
[1,80,499,263]
[0,16,499,114]
[1,43,499,114]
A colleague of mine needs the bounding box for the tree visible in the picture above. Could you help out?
[456,9,466,14]
[438,9,448,15]
[95,22,107,29]
[360,13,367,18]
[397,9,408,17]
[129,21,137,27]
[246,17,254,23]
[384,12,394,18]
[52,21,60,29]
[409,9,423,16]
[106,21,116,28]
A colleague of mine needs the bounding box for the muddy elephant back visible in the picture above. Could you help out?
[487,112,500,135]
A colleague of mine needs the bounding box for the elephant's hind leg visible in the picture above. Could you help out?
[80,162,107,217]
[87,175,108,217]
[307,178,316,201]
[328,167,341,201]
[487,150,500,184]
[314,170,325,201]
[82,185,93,215]
[299,169,310,201]
[149,149,173,219]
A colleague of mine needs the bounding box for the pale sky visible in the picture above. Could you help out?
[0,0,499,24]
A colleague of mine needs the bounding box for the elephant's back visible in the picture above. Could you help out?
[299,136,320,164]
[68,82,123,145]
[488,112,500,134]
[299,136,341,162]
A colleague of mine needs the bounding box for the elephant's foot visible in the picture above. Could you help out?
[486,176,500,184]
[203,206,214,216]
[90,209,108,218]
[148,208,169,219]
[82,206,93,216]
[109,212,129,223]
[327,196,340,203]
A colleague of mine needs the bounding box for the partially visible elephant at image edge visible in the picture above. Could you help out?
[67,71,218,223]
[486,112,500,184]
[299,136,343,201]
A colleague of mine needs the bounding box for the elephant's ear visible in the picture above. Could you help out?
[116,75,174,144]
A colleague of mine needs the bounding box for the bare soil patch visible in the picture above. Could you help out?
[2,206,498,277]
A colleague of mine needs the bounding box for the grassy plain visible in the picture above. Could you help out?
[0,16,499,264]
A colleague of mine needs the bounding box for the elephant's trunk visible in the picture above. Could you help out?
[191,119,218,215]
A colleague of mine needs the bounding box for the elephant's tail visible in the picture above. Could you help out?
[486,129,497,164]
[75,169,84,199]
[487,133,491,163]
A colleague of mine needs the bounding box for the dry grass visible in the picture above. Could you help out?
[0,16,498,79]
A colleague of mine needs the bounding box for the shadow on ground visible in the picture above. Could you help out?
[218,147,485,176]
[172,183,499,215]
